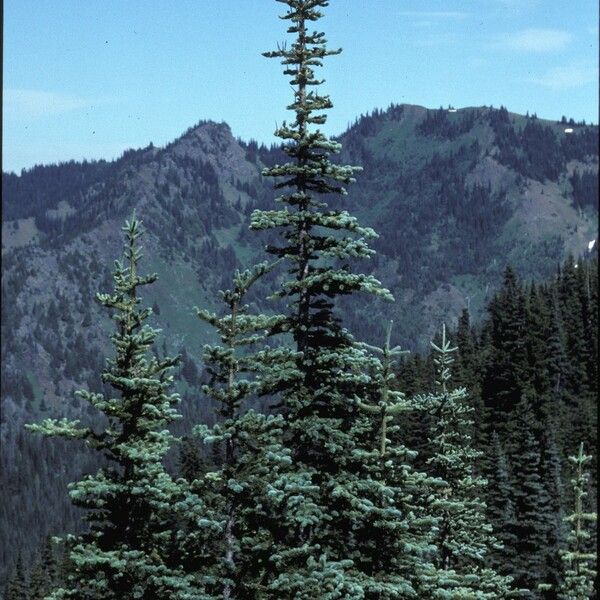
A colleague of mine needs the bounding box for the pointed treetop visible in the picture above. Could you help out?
[431,323,458,392]
[356,320,411,456]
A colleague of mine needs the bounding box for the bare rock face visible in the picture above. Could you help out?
[171,121,258,182]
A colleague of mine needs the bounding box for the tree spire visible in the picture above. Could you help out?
[356,320,410,456]
[558,442,597,599]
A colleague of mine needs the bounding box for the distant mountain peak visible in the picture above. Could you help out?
[2,103,597,348]
[162,119,256,182]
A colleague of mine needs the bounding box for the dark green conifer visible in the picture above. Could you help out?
[453,308,479,393]
[486,432,518,575]
[29,559,50,600]
[42,537,58,587]
[482,266,530,434]
[540,289,569,405]
[27,215,203,599]
[509,396,554,594]
[396,352,433,467]
[453,308,487,451]
[397,352,428,397]
[582,258,598,392]
[178,436,208,483]
[4,553,29,600]
[251,1,401,595]
[526,283,554,398]
[20,537,59,600]
[27,538,58,599]
[539,425,568,595]
[557,256,589,395]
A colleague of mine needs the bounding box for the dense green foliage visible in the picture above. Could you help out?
[190,262,297,597]
[396,257,598,598]
[414,326,514,598]
[350,324,441,597]
[1,1,598,597]
[488,106,598,181]
[251,1,416,595]
[3,184,598,598]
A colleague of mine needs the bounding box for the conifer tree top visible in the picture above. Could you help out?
[253,0,391,362]
[26,214,202,599]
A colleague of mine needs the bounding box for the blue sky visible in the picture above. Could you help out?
[3,0,598,173]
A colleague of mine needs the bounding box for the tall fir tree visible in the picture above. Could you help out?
[537,286,570,442]
[452,308,486,451]
[453,309,479,394]
[557,443,597,599]
[582,258,598,393]
[250,1,416,596]
[526,283,554,399]
[415,325,514,598]
[539,424,568,596]
[481,266,530,436]
[29,538,58,600]
[557,256,589,397]
[355,321,410,457]
[27,215,204,599]
[29,560,50,600]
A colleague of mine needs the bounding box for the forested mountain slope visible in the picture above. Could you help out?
[1,104,598,584]
[396,258,598,594]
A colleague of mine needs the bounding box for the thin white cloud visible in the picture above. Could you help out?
[470,57,490,68]
[492,0,539,6]
[496,28,572,52]
[3,88,93,120]
[398,11,470,19]
[414,32,461,47]
[528,64,598,90]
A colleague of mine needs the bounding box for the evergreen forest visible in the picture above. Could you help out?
[1,1,598,598]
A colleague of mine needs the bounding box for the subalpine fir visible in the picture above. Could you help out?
[3,553,28,600]
[355,321,410,457]
[481,266,530,435]
[415,325,514,598]
[557,256,590,395]
[250,1,424,596]
[558,442,597,599]
[27,216,205,599]
[539,424,568,596]
[191,262,298,598]
[509,396,555,595]
[486,432,518,575]
[353,321,441,596]
[29,538,58,600]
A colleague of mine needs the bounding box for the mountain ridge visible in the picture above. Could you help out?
[3,103,598,341]
[1,101,598,580]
